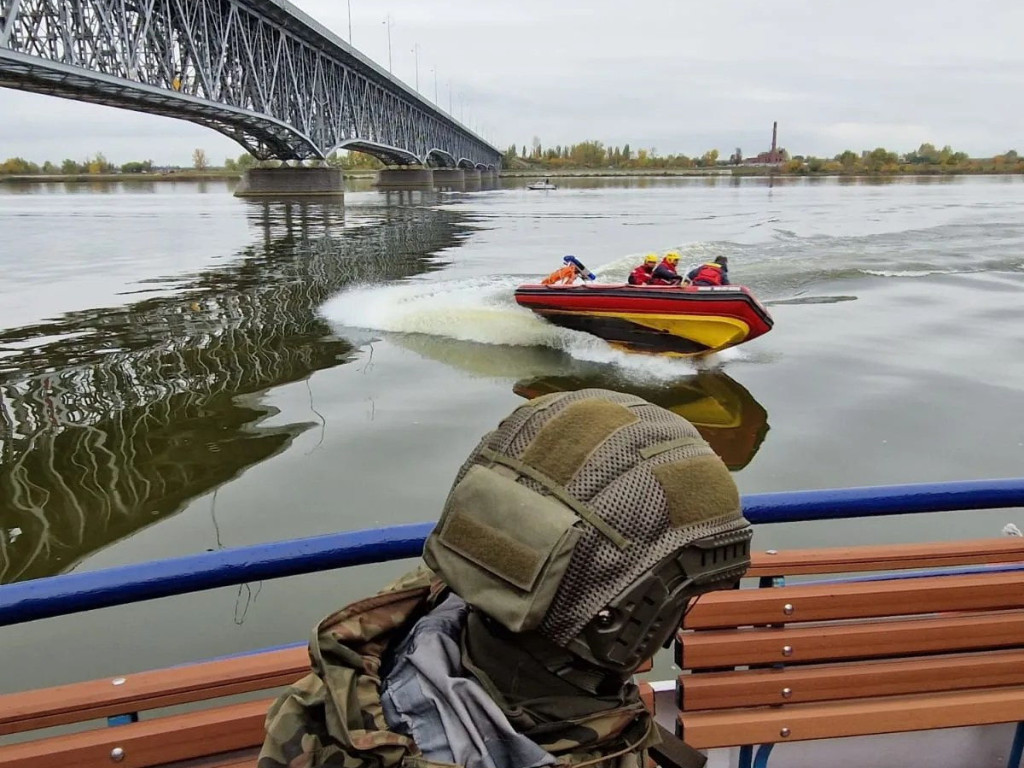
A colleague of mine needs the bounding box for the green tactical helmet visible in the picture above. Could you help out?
[423,388,752,675]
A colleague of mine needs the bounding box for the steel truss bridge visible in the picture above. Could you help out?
[0,0,502,168]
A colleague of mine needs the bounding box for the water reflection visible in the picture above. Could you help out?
[765,295,858,306]
[387,333,769,470]
[513,370,769,471]
[0,199,475,583]
[390,334,569,379]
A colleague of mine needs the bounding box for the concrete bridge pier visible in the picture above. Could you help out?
[376,167,434,189]
[462,168,481,191]
[479,169,498,189]
[432,168,465,190]
[234,166,344,198]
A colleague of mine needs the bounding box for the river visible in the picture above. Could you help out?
[1,174,1023,691]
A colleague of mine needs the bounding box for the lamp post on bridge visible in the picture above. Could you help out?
[411,43,419,91]
[347,0,352,43]
[432,66,438,104]
[382,14,392,73]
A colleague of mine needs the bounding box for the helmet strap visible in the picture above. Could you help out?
[465,611,627,697]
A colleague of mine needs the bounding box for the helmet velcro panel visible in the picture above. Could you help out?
[423,465,581,632]
[441,509,544,591]
[521,399,639,487]
[652,455,741,527]
[503,389,641,459]
[479,448,630,549]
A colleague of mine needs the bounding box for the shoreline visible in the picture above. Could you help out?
[1,168,1021,184]
[0,170,380,184]
[502,167,1024,178]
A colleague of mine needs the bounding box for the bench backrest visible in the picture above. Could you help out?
[0,642,656,768]
[0,645,309,768]
[675,537,1024,749]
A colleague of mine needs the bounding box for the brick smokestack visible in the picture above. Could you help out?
[770,121,778,162]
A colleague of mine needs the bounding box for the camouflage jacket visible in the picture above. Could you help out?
[258,566,658,768]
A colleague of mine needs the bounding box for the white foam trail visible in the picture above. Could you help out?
[320,275,703,380]
[861,268,960,278]
[321,277,569,347]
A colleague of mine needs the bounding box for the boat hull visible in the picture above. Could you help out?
[514,284,774,356]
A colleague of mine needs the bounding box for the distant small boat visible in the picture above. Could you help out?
[527,180,557,190]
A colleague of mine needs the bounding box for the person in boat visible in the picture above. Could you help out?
[541,255,594,285]
[650,251,684,285]
[627,253,659,285]
[685,256,730,287]
[259,389,752,768]
[541,263,579,285]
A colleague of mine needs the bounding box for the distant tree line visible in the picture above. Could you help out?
[778,144,1022,175]
[325,150,384,170]
[225,150,383,171]
[1,148,240,175]
[503,139,1023,175]
[0,152,175,175]
[502,139,724,170]
[0,153,126,175]
[0,147,392,176]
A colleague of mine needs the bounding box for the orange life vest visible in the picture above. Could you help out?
[541,265,579,285]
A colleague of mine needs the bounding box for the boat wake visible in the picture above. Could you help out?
[319,276,743,379]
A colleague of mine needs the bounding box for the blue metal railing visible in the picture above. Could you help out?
[1,477,1022,627]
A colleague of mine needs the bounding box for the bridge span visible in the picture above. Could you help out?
[0,0,502,194]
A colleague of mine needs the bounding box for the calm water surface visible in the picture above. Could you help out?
[1,175,1023,690]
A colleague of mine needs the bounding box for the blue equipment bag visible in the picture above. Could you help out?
[563,255,596,281]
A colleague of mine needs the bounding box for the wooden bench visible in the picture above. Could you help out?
[0,644,310,768]
[674,537,1024,768]
[0,633,656,768]
[23,537,1023,768]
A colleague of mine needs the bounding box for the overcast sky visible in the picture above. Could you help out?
[2,0,1022,166]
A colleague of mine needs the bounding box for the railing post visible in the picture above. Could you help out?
[1007,721,1024,768]
[107,713,139,726]
[752,744,774,768]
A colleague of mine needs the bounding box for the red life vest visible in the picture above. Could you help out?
[649,259,681,285]
[628,264,653,285]
[690,263,724,286]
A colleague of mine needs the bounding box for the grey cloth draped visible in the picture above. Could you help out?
[380,594,557,768]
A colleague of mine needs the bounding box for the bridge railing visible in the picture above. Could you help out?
[1,477,1022,627]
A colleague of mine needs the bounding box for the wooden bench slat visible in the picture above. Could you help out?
[678,612,1024,668]
[0,698,271,768]
[746,537,1024,578]
[0,647,306,736]
[685,570,1024,629]
[678,685,1024,749]
[679,648,1024,709]
[637,682,655,714]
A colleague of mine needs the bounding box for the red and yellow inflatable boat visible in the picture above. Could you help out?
[513,283,774,356]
